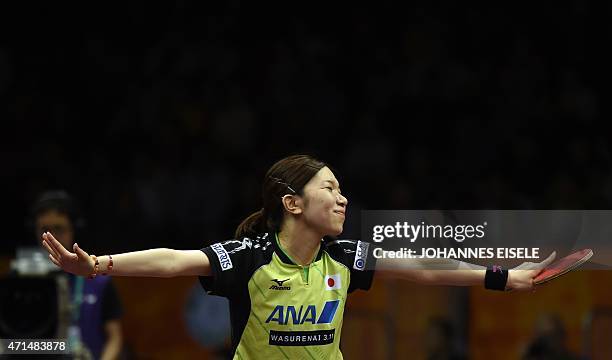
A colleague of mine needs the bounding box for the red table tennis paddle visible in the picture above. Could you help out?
[534,249,593,285]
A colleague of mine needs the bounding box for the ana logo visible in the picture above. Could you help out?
[270,278,291,290]
[265,300,340,325]
[325,274,341,290]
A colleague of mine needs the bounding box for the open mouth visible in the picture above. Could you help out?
[333,210,345,217]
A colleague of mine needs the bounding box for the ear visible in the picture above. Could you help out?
[281,194,303,215]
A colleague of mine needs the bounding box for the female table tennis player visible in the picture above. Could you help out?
[41,154,555,359]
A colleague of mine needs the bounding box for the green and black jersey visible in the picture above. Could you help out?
[199,232,376,360]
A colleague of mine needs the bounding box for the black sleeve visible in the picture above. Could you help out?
[198,239,259,299]
[101,280,123,323]
[328,239,377,293]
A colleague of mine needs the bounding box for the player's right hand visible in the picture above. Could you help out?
[41,232,95,277]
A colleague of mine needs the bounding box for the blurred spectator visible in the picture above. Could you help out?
[522,313,579,360]
[425,316,466,360]
[32,191,124,360]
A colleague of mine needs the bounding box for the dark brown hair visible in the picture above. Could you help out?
[235,155,326,238]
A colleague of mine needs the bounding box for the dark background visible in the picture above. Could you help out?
[2,2,609,256]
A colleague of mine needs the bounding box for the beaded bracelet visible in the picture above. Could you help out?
[87,254,114,279]
[102,255,114,276]
[87,255,100,279]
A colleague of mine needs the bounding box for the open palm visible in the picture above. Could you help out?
[41,232,94,277]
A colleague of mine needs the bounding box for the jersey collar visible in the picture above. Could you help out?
[273,232,325,265]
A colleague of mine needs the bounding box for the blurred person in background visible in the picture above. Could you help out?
[32,190,123,360]
[522,313,578,360]
[425,317,466,360]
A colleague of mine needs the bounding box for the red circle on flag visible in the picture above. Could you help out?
[327,278,335,287]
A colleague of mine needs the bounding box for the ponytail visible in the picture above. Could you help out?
[235,208,266,238]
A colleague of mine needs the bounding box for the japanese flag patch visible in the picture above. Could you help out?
[325,274,342,290]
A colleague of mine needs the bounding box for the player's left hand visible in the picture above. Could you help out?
[506,251,556,291]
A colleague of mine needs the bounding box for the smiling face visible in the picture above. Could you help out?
[298,166,348,236]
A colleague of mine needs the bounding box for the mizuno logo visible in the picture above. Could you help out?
[270,279,291,290]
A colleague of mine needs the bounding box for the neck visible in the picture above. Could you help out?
[277,220,322,266]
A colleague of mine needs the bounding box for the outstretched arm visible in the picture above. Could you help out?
[41,232,211,278]
[376,251,556,291]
